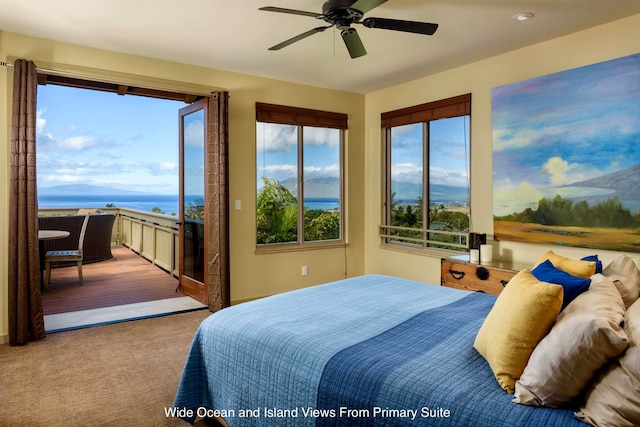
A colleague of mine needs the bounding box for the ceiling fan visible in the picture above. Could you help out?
[259,0,438,59]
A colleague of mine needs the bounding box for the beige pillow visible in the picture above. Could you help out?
[534,250,596,278]
[474,269,563,394]
[604,255,640,309]
[513,274,628,407]
[576,298,640,427]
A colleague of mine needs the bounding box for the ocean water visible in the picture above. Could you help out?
[304,198,340,211]
[39,194,183,215]
[38,194,340,214]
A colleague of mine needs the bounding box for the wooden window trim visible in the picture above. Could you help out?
[37,73,206,103]
[381,94,471,128]
[256,102,348,130]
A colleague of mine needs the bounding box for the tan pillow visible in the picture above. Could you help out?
[604,255,640,309]
[576,298,640,427]
[474,269,563,394]
[534,250,596,278]
[513,274,628,407]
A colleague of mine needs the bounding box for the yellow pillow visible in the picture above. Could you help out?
[474,269,563,394]
[534,250,596,278]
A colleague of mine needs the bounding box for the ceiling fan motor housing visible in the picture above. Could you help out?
[323,0,364,29]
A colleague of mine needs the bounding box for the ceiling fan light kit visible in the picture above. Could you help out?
[259,0,439,59]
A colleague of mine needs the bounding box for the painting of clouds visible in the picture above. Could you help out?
[492,53,640,252]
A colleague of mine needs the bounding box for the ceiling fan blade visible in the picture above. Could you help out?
[268,26,332,51]
[350,0,388,14]
[341,28,367,59]
[259,6,322,19]
[362,17,438,35]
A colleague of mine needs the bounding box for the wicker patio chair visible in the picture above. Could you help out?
[44,213,90,286]
[38,214,116,267]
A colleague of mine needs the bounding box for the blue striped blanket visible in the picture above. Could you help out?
[173,274,583,426]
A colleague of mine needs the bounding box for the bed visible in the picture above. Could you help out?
[173,273,597,426]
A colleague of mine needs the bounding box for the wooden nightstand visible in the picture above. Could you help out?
[441,255,529,295]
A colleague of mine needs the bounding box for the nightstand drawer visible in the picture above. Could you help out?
[441,259,518,295]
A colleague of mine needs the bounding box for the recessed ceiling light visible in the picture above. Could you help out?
[513,12,535,21]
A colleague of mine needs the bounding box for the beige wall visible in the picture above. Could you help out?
[0,31,366,343]
[364,14,640,283]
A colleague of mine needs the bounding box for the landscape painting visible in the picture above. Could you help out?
[492,53,640,252]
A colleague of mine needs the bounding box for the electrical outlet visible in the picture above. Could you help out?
[301,266,308,276]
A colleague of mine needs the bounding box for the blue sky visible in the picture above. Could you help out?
[37,84,184,194]
[492,53,640,215]
[256,123,340,189]
[390,116,471,188]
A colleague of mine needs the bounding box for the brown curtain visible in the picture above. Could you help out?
[8,59,46,345]
[206,91,230,311]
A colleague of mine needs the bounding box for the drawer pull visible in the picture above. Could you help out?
[501,280,509,287]
[476,267,490,281]
[448,269,465,280]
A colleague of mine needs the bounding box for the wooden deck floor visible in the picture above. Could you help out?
[41,245,182,315]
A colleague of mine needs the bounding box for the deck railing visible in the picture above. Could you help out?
[38,208,180,277]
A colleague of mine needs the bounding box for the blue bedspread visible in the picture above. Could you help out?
[173,274,584,426]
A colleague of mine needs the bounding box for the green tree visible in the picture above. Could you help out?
[256,177,298,244]
[496,195,640,228]
[185,197,205,220]
[305,209,340,241]
[257,177,341,243]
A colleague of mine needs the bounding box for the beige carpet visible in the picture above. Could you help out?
[0,310,212,427]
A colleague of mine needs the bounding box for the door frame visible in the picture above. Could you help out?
[178,98,209,305]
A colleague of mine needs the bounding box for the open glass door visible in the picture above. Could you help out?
[178,99,208,304]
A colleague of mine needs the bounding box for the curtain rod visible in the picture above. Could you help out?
[1,61,218,98]
[1,61,58,74]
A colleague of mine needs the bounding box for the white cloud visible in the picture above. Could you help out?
[543,156,572,185]
[493,181,544,216]
[184,119,204,148]
[492,128,539,151]
[62,135,100,150]
[391,162,422,184]
[304,162,340,177]
[304,127,340,147]
[36,109,47,134]
[151,162,178,173]
[259,163,297,178]
[48,174,84,184]
[429,166,468,187]
[390,162,468,187]
[257,123,296,152]
[540,156,601,186]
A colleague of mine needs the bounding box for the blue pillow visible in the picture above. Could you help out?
[581,255,603,274]
[532,259,591,309]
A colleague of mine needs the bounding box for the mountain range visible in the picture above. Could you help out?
[280,176,468,202]
[567,163,640,196]
[38,184,156,196]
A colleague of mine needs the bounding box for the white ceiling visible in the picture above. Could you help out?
[1,0,639,94]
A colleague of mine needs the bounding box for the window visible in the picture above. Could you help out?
[256,103,346,247]
[381,94,471,252]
